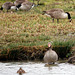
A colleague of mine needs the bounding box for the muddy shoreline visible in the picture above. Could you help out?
[0,45,75,61]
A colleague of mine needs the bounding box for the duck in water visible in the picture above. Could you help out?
[17,67,25,75]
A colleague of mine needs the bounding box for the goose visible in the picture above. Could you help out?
[10,5,18,11]
[14,0,28,8]
[19,1,35,11]
[42,8,72,23]
[0,2,15,12]
[0,2,18,12]
[17,67,25,75]
[44,42,58,64]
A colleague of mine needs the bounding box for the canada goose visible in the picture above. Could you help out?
[42,8,72,23]
[17,67,25,75]
[14,0,28,8]
[19,1,35,11]
[44,42,58,64]
[33,0,40,5]
[11,5,18,11]
[0,2,15,12]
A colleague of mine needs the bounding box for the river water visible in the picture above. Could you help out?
[0,61,75,75]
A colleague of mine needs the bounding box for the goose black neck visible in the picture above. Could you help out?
[16,4,21,8]
[0,7,3,10]
[66,12,71,19]
[49,47,52,50]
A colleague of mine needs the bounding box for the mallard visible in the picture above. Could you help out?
[17,67,25,75]
[44,42,58,64]
[42,8,72,23]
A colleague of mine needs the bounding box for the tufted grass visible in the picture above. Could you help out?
[0,0,75,50]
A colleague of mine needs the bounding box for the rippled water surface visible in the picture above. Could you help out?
[0,61,75,75]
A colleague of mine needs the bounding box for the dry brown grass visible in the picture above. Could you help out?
[0,0,75,49]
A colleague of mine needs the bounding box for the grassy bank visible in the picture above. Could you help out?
[0,0,75,60]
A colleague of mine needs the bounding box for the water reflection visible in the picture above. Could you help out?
[0,61,75,75]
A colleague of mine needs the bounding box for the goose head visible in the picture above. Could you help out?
[65,12,72,22]
[42,11,46,15]
[48,42,52,48]
[0,7,3,10]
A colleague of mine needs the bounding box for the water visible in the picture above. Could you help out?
[0,61,75,75]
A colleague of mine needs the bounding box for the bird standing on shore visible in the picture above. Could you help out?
[44,42,58,64]
[42,8,72,23]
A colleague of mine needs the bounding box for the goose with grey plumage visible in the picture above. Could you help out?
[0,2,18,12]
[44,42,58,64]
[42,8,72,23]
[0,2,14,12]
[14,0,28,8]
[19,1,35,11]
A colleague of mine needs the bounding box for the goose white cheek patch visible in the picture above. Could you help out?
[45,13,51,17]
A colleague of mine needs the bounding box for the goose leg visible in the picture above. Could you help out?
[33,0,34,4]
[53,62,55,64]
[57,19,59,23]
[37,0,39,5]
[7,10,8,12]
[52,18,54,22]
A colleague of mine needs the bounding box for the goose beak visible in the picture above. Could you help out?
[48,42,51,47]
[42,11,46,15]
[69,19,72,22]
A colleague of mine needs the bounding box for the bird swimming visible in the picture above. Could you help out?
[17,67,25,75]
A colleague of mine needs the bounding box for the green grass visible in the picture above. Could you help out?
[0,0,75,50]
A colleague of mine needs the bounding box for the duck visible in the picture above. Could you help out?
[68,56,75,64]
[0,2,18,12]
[19,1,35,11]
[42,8,72,23]
[17,67,25,75]
[44,42,58,64]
